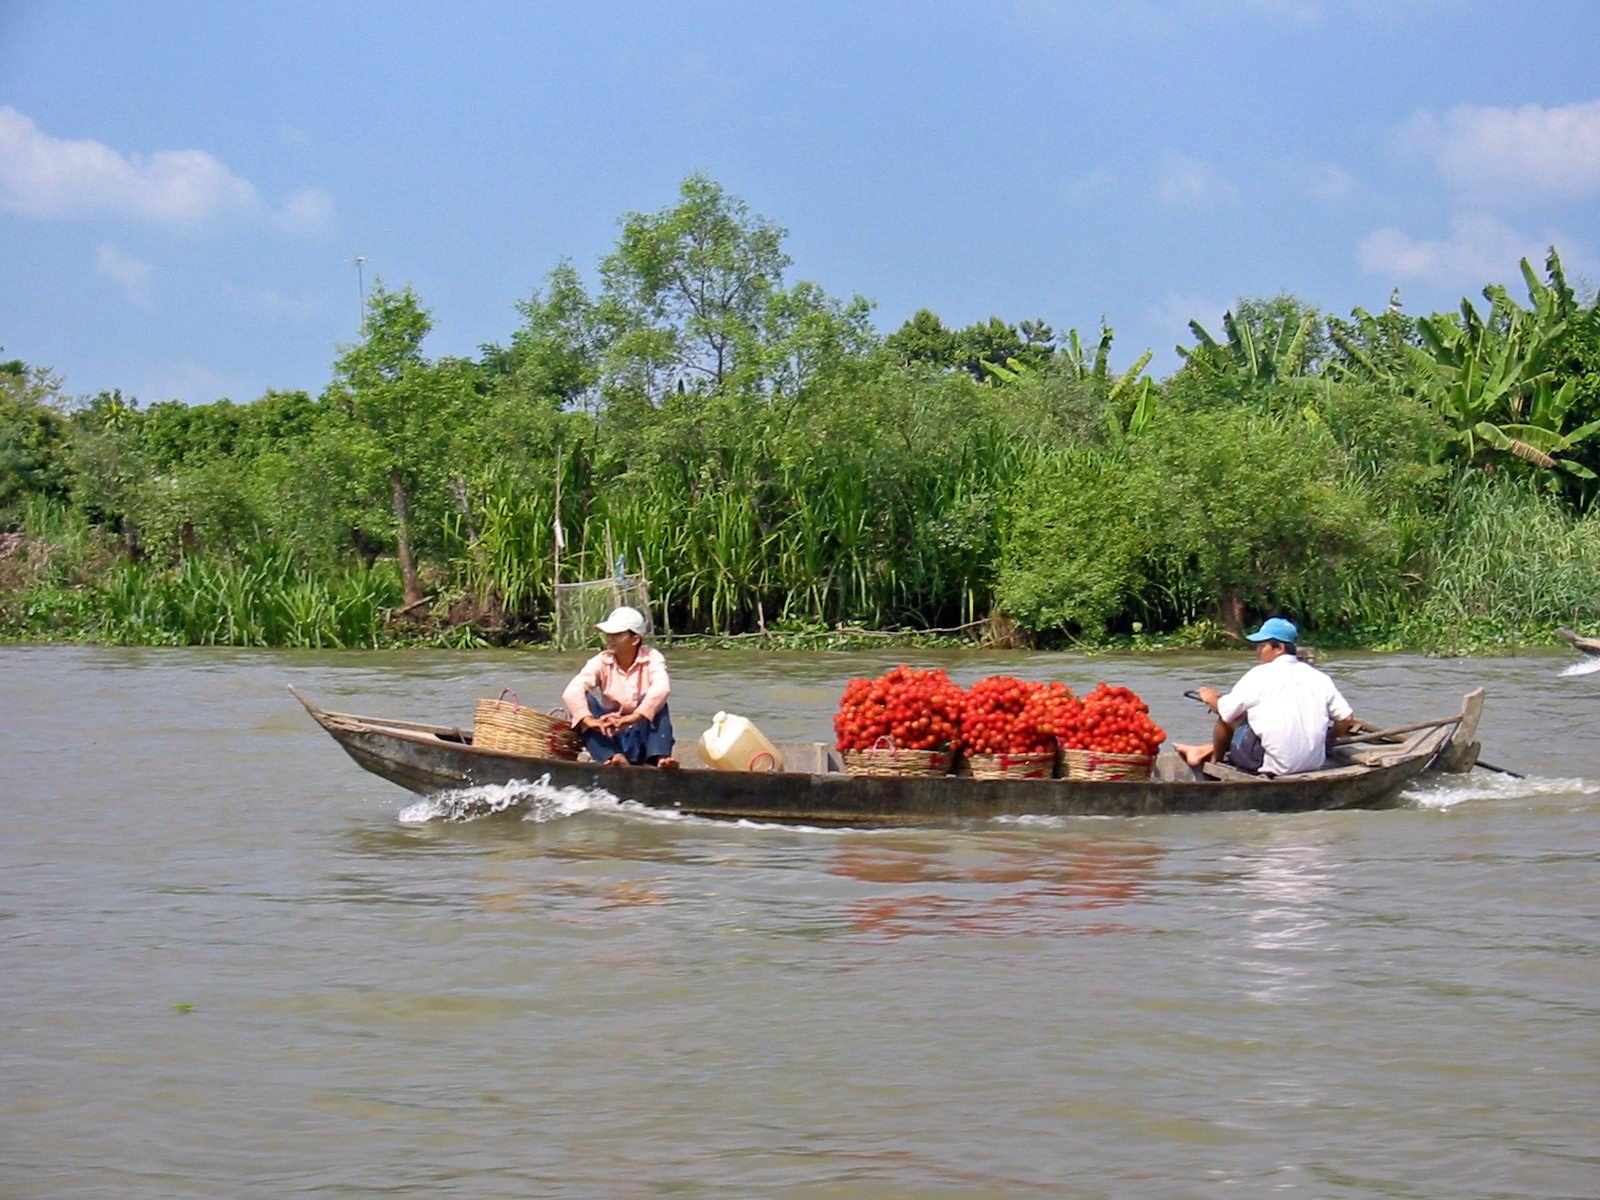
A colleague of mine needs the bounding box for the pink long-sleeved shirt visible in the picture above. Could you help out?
[561,646,671,726]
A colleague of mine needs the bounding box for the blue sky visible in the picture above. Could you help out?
[2,0,1597,405]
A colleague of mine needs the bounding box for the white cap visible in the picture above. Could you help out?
[595,605,646,635]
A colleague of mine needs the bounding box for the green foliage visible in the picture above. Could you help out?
[1176,295,1323,401]
[1128,408,1387,631]
[88,552,400,647]
[994,445,1145,638]
[3,180,1598,654]
[1326,289,1419,383]
[489,261,602,410]
[885,309,957,367]
[1402,474,1600,645]
[1334,251,1600,497]
[599,173,791,398]
[0,362,71,510]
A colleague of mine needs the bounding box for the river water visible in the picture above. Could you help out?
[3,644,1596,1198]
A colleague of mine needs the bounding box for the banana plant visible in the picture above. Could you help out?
[1470,377,1599,479]
[1404,289,1593,477]
[1332,250,1595,483]
[1179,310,1315,386]
[985,321,1152,406]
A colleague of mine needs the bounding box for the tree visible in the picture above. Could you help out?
[995,445,1146,638]
[1326,289,1419,383]
[1130,409,1380,634]
[1327,252,1600,501]
[1175,294,1323,405]
[953,317,1024,380]
[325,281,480,607]
[752,280,877,403]
[0,360,71,510]
[598,174,790,401]
[885,309,957,367]
[492,261,602,411]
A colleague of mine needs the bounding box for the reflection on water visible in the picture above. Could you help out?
[1234,836,1337,1004]
[830,836,1162,941]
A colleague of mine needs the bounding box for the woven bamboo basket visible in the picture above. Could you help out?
[962,749,1058,780]
[473,690,581,760]
[1058,747,1155,782]
[842,744,954,778]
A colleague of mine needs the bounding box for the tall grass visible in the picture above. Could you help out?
[89,553,400,647]
[1409,474,1600,635]
[444,426,1026,637]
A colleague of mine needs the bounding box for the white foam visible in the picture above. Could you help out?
[991,813,1123,828]
[1560,657,1600,677]
[397,774,628,824]
[1404,770,1599,810]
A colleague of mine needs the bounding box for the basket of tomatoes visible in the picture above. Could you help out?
[1055,683,1165,781]
[834,665,962,777]
[956,675,1059,779]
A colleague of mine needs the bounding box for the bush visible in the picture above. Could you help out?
[1127,408,1388,632]
[994,446,1145,638]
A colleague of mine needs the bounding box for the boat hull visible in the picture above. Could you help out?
[297,690,1453,823]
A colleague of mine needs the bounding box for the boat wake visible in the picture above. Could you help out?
[397,775,661,825]
[1404,769,1598,810]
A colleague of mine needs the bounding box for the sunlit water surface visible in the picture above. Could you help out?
[4,644,1597,1198]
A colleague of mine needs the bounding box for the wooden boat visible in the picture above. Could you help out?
[1557,627,1600,656]
[291,686,1485,824]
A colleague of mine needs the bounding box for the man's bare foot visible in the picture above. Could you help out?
[1175,743,1213,769]
[605,753,628,766]
[656,756,679,770]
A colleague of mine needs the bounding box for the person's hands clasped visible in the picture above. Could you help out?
[585,710,644,737]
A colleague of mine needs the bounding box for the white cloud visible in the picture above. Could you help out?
[1358,212,1570,287]
[1154,154,1240,207]
[0,106,333,233]
[1285,161,1356,202]
[272,186,334,234]
[228,285,326,320]
[1062,168,1115,201]
[1011,0,1331,35]
[1395,99,1600,204]
[95,242,153,307]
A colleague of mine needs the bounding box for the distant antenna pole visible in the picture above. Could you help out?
[552,446,563,647]
[353,255,367,324]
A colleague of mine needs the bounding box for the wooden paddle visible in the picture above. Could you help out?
[1335,716,1523,778]
[1333,715,1460,745]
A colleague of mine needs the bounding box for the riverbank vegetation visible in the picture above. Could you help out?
[4,176,1599,652]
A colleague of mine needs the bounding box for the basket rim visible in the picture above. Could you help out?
[1058,746,1156,763]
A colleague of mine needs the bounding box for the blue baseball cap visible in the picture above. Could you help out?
[1246,616,1299,643]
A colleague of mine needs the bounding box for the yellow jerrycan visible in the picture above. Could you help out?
[698,711,784,772]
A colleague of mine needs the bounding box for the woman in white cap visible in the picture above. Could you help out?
[560,605,677,767]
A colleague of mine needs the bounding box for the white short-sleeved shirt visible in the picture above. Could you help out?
[1217,654,1353,776]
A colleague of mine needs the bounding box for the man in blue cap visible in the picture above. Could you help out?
[1176,616,1356,776]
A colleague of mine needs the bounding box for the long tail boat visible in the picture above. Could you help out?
[290,686,1484,824]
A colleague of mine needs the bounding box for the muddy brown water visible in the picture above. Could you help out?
[4,644,1597,1198]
